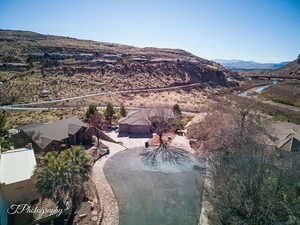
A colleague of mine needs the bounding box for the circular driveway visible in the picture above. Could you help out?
[104,147,205,225]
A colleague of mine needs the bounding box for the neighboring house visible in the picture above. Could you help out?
[11,117,115,152]
[0,148,38,207]
[13,118,88,152]
[277,133,300,152]
[265,122,300,152]
[9,122,42,148]
[119,110,152,136]
[119,108,174,136]
[84,126,117,144]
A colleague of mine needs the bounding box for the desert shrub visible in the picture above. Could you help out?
[172,104,182,116]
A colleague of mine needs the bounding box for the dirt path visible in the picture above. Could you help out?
[91,141,126,225]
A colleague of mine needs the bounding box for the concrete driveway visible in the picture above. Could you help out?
[105,131,149,148]
[170,135,194,154]
[104,147,205,225]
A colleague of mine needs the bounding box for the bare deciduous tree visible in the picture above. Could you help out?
[87,113,104,147]
[141,105,189,165]
[203,105,300,225]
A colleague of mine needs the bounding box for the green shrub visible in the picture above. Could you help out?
[172,104,182,116]
[85,104,98,120]
[104,102,115,124]
[120,104,127,117]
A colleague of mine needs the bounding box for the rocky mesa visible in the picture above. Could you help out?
[0,30,239,104]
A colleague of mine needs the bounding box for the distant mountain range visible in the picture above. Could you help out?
[214,59,290,70]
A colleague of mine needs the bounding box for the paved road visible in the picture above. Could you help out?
[0,83,203,110]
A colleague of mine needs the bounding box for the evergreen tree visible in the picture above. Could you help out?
[172,104,182,116]
[85,104,98,120]
[104,102,115,124]
[120,104,127,117]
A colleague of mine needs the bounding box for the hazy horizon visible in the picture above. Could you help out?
[1,0,299,63]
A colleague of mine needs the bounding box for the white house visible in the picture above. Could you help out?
[0,148,39,206]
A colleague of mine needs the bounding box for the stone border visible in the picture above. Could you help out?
[91,141,127,225]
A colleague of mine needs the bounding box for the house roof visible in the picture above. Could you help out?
[0,148,36,185]
[277,133,300,152]
[119,108,174,126]
[119,110,151,126]
[16,122,43,130]
[20,117,87,149]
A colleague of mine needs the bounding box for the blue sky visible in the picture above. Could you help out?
[0,0,299,62]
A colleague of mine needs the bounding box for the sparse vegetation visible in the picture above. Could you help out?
[5,108,86,128]
[0,29,237,106]
[261,81,300,107]
[228,94,300,125]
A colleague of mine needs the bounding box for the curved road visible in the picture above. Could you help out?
[0,83,203,111]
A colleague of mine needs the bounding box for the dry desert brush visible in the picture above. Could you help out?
[204,105,300,225]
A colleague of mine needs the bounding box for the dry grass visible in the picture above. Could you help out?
[261,81,300,107]
[4,88,212,129]
[6,108,86,128]
[55,88,211,112]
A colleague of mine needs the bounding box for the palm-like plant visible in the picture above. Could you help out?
[35,146,93,221]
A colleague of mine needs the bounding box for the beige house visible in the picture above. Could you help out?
[119,110,152,136]
[0,148,39,205]
[119,108,174,137]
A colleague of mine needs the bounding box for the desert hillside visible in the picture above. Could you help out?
[275,54,300,76]
[0,30,238,105]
